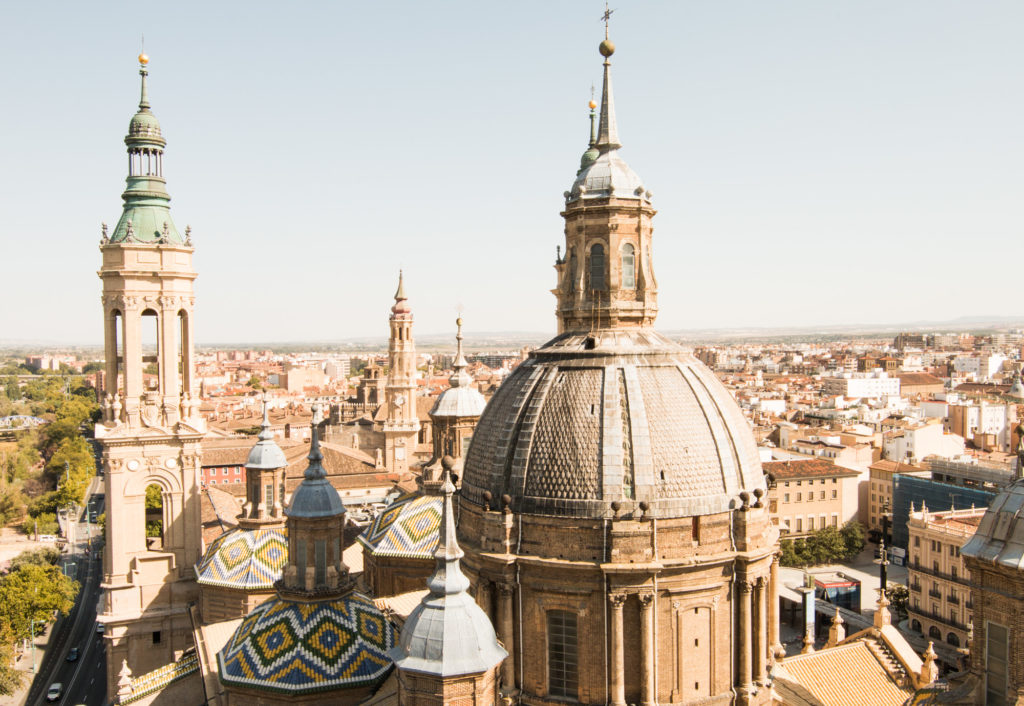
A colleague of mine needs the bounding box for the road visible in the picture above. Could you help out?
[25,491,107,706]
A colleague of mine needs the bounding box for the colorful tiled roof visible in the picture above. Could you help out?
[195,527,288,590]
[119,649,199,704]
[217,592,395,695]
[357,492,441,558]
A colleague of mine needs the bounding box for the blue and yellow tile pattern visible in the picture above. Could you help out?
[217,592,395,695]
[196,527,288,590]
[357,492,442,559]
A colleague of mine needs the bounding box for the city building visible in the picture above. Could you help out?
[915,477,1024,704]
[905,506,983,658]
[867,459,923,534]
[763,459,860,537]
[822,371,901,399]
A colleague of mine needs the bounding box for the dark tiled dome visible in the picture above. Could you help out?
[460,329,765,519]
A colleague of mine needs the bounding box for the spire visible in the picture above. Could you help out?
[449,316,472,388]
[426,457,471,596]
[258,393,273,441]
[578,94,600,173]
[596,7,621,151]
[394,270,406,302]
[305,405,326,480]
[138,53,151,111]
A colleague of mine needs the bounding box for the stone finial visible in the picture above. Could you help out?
[827,606,846,647]
[125,219,134,241]
[874,590,892,629]
[116,658,133,697]
[184,225,193,246]
[100,222,109,244]
[917,641,939,688]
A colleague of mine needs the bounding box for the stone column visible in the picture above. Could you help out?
[738,580,753,695]
[639,592,655,706]
[609,594,627,706]
[497,583,516,691]
[478,578,493,622]
[755,576,768,684]
[769,553,783,658]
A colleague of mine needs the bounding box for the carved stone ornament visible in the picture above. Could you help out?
[609,593,628,608]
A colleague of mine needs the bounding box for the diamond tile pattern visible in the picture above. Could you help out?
[218,592,395,695]
[524,368,602,500]
[357,492,442,559]
[195,527,288,590]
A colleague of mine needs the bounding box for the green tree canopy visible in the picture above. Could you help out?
[0,563,78,641]
[7,547,59,571]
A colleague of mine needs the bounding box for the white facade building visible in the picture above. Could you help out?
[823,371,901,399]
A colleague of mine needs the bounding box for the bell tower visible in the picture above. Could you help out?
[554,29,658,334]
[384,271,420,475]
[95,53,205,697]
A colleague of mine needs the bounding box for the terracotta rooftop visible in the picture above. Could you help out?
[763,458,860,480]
[775,640,913,706]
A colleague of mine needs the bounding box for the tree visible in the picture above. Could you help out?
[145,485,163,511]
[885,584,909,622]
[0,563,78,641]
[7,547,59,571]
[840,521,867,558]
[20,512,58,536]
[82,362,104,375]
[0,623,23,696]
[247,374,263,391]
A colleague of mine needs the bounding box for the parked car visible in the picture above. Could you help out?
[66,647,79,662]
[96,623,105,635]
[46,683,62,702]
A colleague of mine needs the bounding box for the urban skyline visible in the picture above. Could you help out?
[3,1,1022,343]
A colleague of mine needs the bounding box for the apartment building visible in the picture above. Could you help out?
[906,505,984,657]
[763,458,860,537]
[866,459,923,533]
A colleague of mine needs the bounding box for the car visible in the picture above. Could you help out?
[66,647,79,662]
[46,683,62,701]
[96,623,105,635]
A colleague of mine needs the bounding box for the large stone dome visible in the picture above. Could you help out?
[460,329,765,519]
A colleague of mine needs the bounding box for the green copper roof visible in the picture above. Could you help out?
[109,59,185,245]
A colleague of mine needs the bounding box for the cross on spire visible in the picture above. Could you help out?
[601,2,615,38]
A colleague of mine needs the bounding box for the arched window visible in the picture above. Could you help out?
[588,244,606,291]
[547,610,578,698]
[947,632,960,647]
[929,625,942,640]
[621,243,635,289]
[911,619,921,633]
[144,483,163,550]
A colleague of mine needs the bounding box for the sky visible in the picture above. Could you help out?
[1,1,1022,345]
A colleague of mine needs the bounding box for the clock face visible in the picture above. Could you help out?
[394,393,406,407]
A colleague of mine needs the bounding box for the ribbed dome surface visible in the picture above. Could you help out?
[460,329,765,518]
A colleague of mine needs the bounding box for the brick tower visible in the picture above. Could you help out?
[384,271,420,475]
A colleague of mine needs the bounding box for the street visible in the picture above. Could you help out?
[24,490,107,706]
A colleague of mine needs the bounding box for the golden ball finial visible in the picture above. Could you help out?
[138,52,149,66]
[599,39,615,57]
[588,99,598,110]
[456,316,463,328]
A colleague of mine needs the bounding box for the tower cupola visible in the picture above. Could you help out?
[110,54,184,245]
[555,31,658,333]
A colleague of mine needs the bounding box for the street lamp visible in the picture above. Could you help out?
[28,619,41,674]
[63,561,77,577]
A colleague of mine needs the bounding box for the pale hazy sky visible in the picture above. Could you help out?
[2,1,1022,345]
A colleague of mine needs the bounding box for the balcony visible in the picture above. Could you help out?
[928,589,942,599]
[947,595,960,605]
[910,583,922,593]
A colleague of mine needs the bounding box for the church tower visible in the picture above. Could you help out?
[553,29,657,334]
[95,54,205,695]
[384,271,420,475]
